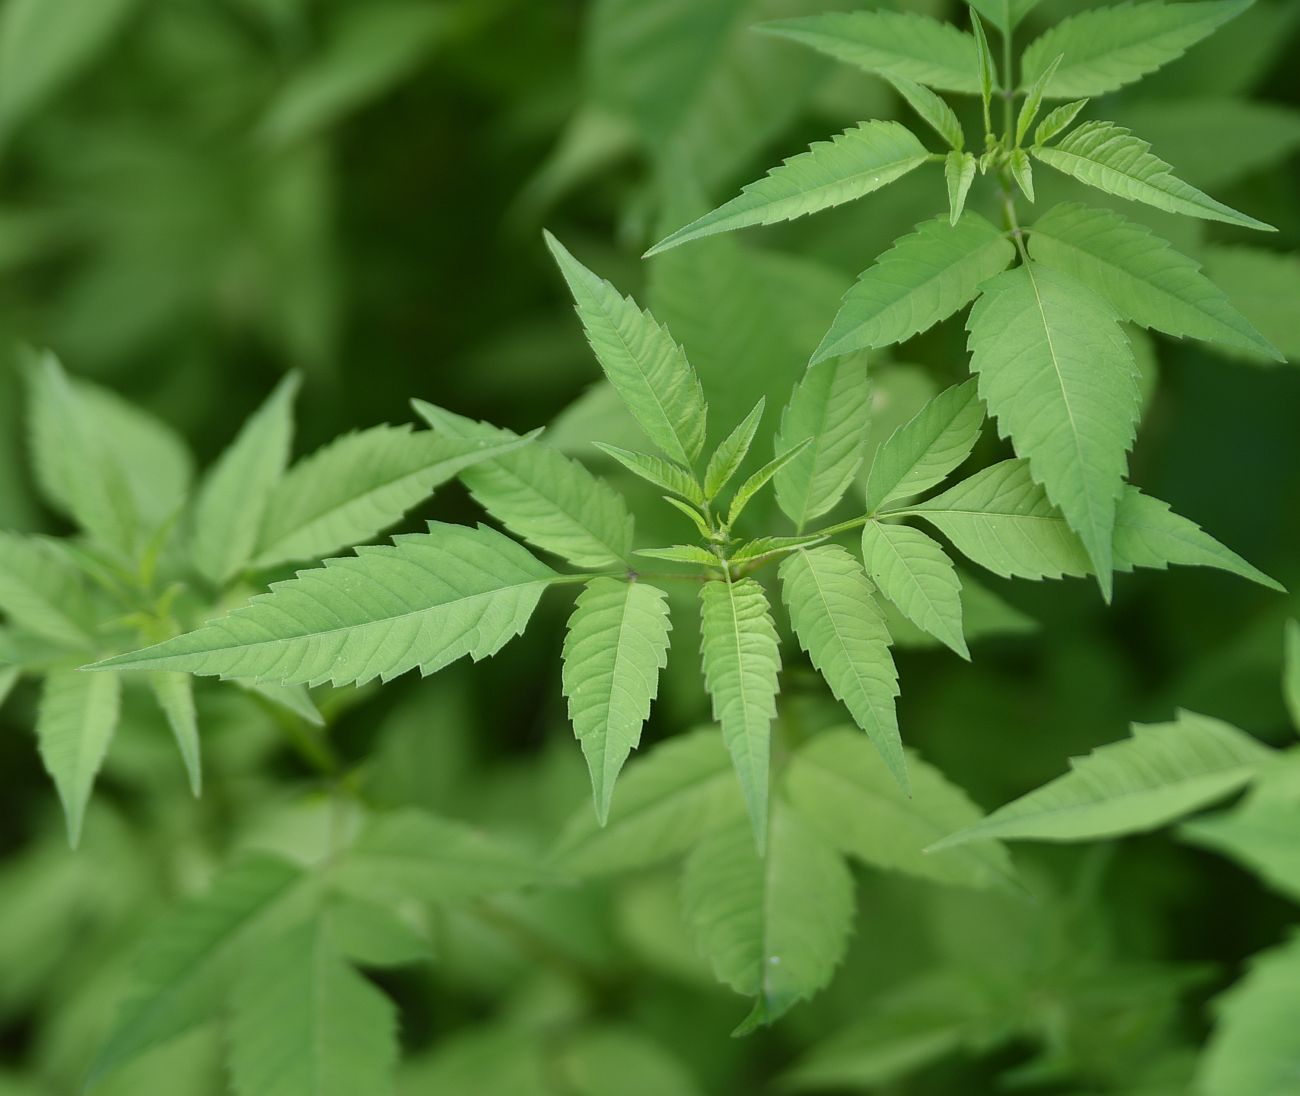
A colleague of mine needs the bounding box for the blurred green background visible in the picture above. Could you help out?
[1,0,1298,1092]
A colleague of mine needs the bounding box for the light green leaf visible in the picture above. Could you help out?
[0,532,96,648]
[1033,98,1089,145]
[559,1027,704,1096]
[864,378,984,514]
[1028,203,1280,360]
[887,75,963,149]
[967,261,1139,594]
[726,438,811,527]
[1031,121,1275,231]
[1203,246,1300,363]
[329,810,552,905]
[779,546,904,792]
[699,576,782,853]
[783,728,1015,890]
[149,672,201,797]
[930,710,1273,848]
[229,914,398,1096]
[774,357,871,531]
[0,666,16,710]
[814,213,1014,362]
[0,0,139,139]
[242,681,324,727]
[1009,149,1035,202]
[253,424,534,570]
[883,570,1038,649]
[414,402,632,568]
[592,443,700,503]
[760,11,981,93]
[704,399,764,499]
[328,895,431,969]
[1022,0,1252,99]
[660,495,715,541]
[89,855,310,1085]
[728,534,830,566]
[966,0,1041,36]
[1199,932,1300,1096]
[681,810,853,1033]
[94,523,560,686]
[550,729,744,876]
[562,578,672,824]
[545,231,707,466]
[191,373,299,586]
[635,544,722,568]
[1286,620,1300,733]
[909,459,1282,590]
[970,10,999,122]
[944,151,977,225]
[37,669,120,848]
[645,122,930,257]
[862,522,968,659]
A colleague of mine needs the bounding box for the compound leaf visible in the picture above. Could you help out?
[37,668,120,848]
[814,213,1014,363]
[861,522,968,659]
[779,546,904,792]
[646,122,930,256]
[562,578,672,824]
[95,523,560,687]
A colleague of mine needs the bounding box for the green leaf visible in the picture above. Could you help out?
[1199,932,1300,1096]
[862,522,968,659]
[1031,121,1275,231]
[681,810,853,1033]
[970,10,999,123]
[660,495,713,541]
[252,424,534,570]
[887,75,963,150]
[883,569,1038,649]
[1203,245,1300,363]
[760,11,981,94]
[930,710,1273,849]
[0,666,17,711]
[149,672,201,797]
[910,459,1282,590]
[562,578,672,824]
[241,681,325,727]
[864,377,984,513]
[1009,148,1035,202]
[94,523,560,686]
[1286,620,1300,733]
[944,151,977,225]
[635,544,722,568]
[774,358,872,531]
[779,546,904,792]
[229,914,398,1096]
[559,1027,704,1096]
[36,669,120,848]
[592,443,701,503]
[783,728,1015,890]
[645,122,930,257]
[1028,203,1281,360]
[0,532,96,649]
[544,231,708,466]
[329,809,553,905]
[726,438,811,527]
[414,402,632,568]
[1022,0,1252,99]
[191,373,299,586]
[813,213,1014,362]
[1033,98,1089,145]
[699,576,782,853]
[550,729,744,876]
[967,261,1140,595]
[89,855,310,1085]
[728,535,830,566]
[966,0,1041,36]
[327,895,431,969]
[704,399,764,499]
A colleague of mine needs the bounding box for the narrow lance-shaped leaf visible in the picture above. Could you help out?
[1015,55,1061,146]
[682,809,853,1034]
[37,669,120,848]
[1009,149,1034,202]
[862,522,968,659]
[944,151,976,225]
[562,578,672,824]
[149,672,201,797]
[191,372,298,586]
[814,213,1015,363]
[1021,0,1253,99]
[967,0,1042,37]
[779,546,905,792]
[760,11,980,93]
[774,357,871,531]
[646,122,930,257]
[593,443,701,503]
[930,710,1274,849]
[1027,203,1280,360]
[887,75,963,149]
[545,231,707,466]
[967,261,1139,597]
[704,399,764,499]
[864,377,984,513]
[1032,121,1275,232]
[1034,98,1088,145]
[699,576,782,853]
[969,9,997,135]
[415,401,633,567]
[252,424,537,570]
[94,523,561,687]
[727,438,810,527]
[229,915,398,1096]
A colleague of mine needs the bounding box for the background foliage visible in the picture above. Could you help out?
[1,0,1298,1093]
